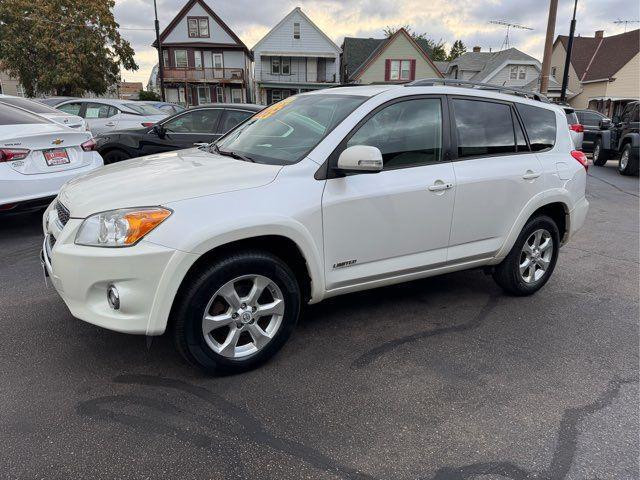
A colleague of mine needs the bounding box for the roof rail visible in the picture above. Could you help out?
[405,78,550,103]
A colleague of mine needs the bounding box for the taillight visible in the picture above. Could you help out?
[571,150,588,171]
[569,123,584,133]
[141,122,155,127]
[81,138,97,151]
[0,148,30,163]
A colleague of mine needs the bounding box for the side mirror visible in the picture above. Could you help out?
[335,145,383,173]
[152,124,166,138]
[599,118,611,130]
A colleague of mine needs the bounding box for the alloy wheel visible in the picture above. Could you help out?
[201,274,285,358]
[620,149,629,170]
[519,229,553,284]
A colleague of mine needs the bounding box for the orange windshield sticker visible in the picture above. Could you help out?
[254,96,296,120]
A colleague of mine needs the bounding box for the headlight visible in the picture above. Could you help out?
[75,207,171,247]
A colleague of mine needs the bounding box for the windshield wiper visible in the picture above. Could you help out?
[213,145,255,163]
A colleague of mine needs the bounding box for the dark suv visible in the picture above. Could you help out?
[591,101,639,176]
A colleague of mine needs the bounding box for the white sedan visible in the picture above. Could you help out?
[0,94,87,131]
[0,103,103,213]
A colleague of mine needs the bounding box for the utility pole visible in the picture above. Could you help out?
[153,0,165,101]
[540,0,558,95]
[560,0,578,102]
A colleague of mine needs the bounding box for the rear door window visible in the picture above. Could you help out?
[515,104,557,152]
[84,103,116,119]
[58,102,82,116]
[452,99,516,157]
[218,109,254,133]
[163,109,222,133]
[564,109,579,125]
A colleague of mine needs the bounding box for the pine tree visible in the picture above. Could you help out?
[448,40,467,61]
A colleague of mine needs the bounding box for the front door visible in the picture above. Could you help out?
[447,97,544,261]
[322,96,456,290]
[146,108,223,152]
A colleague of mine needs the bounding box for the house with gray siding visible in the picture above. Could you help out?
[152,0,253,106]
[252,7,341,105]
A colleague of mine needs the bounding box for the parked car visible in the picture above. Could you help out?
[576,109,609,153]
[0,94,87,131]
[139,101,185,115]
[42,83,588,374]
[563,107,583,151]
[36,97,79,107]
[592,101,639,175]
[0,103,102,213]
[54,99,168,135]
[95,104,262,164]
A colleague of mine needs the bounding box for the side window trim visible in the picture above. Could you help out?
[318,94,451,180]
[162,108,223,135]
[447,95,533,161]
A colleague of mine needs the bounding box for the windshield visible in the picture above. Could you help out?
[123,103,166,115]
[214,94,366,165]
[0,96,61,115]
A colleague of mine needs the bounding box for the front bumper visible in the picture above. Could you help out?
[42,203,197,335]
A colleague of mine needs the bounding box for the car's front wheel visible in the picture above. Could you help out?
[172,251,301,374]
[592,138,608,166]
[618,143,639,176]
[492,215,560,296]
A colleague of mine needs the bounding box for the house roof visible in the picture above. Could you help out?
[447,48,540,81]
[433,61,449,75]
[251,7,340,54]
[556,29,640,82]
[152,0,251,58]
[342,30,441,81]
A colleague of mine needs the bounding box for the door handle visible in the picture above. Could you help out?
[428,182,454,192]
[522,170,541,180]
[105,122,116,127]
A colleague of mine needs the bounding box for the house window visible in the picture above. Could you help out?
[213,53,223,69]
[231,89,242,103]
[271,90,282,103]
[163,50,169,67]
[281,57,290,75]
[174,50,188,68]
[510,66,526,80]
[271,57,281,74]
[388,60,412,81]
[551,66,557,77]
[15,84,25,97]
[293,22,300,39]
[197,86,211,104]
[216,86,224,103]
[188,16,209,38]
[194,51,203,69]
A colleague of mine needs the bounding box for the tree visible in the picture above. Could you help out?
[383,25,447,61]
[448,40,467,61]
[138,90,160,101]
[0,0,138,97]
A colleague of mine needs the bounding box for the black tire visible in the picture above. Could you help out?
[172,250,301,375]
[592,138,609,166]
[102,149,131,164]
[618,143,639,176]
[492,215,560,296]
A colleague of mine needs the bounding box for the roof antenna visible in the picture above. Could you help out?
[489,20,533,50]
[613,19,639,32]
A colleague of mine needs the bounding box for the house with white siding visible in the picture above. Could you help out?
[444,46,567,100]
[252,7,341,105]
[152,0,253,106]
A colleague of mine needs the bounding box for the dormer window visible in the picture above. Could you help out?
[293,22,300,39]
[188,16,210,38]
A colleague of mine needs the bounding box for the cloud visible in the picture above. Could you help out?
[113,0,633,84]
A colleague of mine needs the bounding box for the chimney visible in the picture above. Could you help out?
[595,30,604,39]
[473,46,481,52]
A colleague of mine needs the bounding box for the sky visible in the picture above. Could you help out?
[113,0,637,85]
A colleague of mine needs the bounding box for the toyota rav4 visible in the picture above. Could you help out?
[42,81,589,374]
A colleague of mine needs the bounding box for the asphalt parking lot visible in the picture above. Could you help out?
[0,160,638,480]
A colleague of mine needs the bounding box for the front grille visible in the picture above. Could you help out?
[55,201,70,227]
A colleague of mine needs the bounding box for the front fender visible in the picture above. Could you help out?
[618,133,639,150]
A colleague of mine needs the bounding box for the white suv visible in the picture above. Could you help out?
[42,82,589,374]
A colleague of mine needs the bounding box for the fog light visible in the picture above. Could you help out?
[107,285,120,310]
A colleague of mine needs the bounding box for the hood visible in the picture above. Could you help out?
[58,148,283,218]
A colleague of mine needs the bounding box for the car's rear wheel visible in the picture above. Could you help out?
[618,143,639,176]
[102,149,131,164]
[492,215,560,296]
[172,251,301,374]
[592,138,608,166]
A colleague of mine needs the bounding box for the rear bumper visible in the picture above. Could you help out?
[0,153,103,207]
[567,196,589,241]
